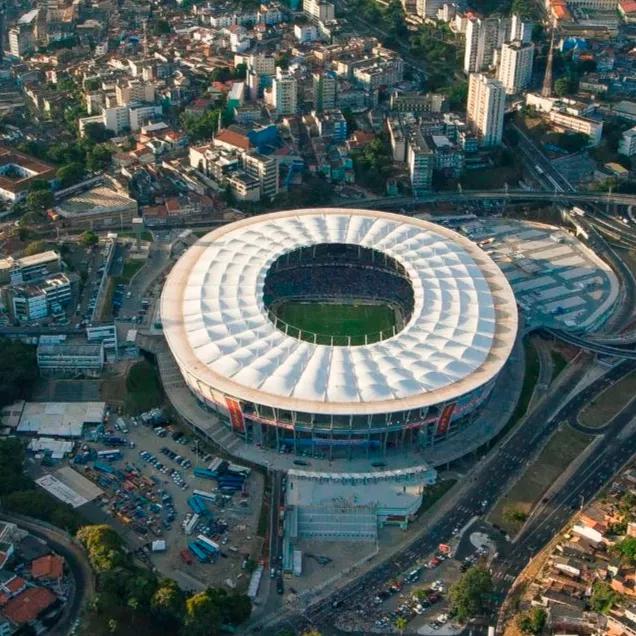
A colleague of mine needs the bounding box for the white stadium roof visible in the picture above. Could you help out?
[161,209,518,415]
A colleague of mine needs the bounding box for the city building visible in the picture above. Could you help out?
[407,129,434,196]
[0,250,60,285]
[498,40,535,94]
[464,16,507,74]
[0,147,56,202]
[510,13,533,43]
[272,68,298,116]
[619,126,636,156]
[37,340,105,377]
[8,24,34,59]
[416,0,445,18]
[51,186,138,230]
[242,151,279,199]
[8,273,72,322]
[285,465,438,540]
[548,110,603,146]
[312,71,337,112]
[303,0,335,22]
[467,73,505,146]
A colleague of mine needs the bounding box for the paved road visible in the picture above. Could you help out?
[0,513,94,636]
[493,389,636,629]
[259,355,599,634]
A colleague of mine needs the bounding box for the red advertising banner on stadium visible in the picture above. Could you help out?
[436,403,456,436]
[225,397,245,434]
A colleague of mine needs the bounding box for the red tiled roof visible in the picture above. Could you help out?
[0,592,9,607]
[621,0,636,12]
[2,587,56,625]
[31,555,64,580]
[215,129,251,151]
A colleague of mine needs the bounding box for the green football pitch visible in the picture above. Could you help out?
[274,301,398,345]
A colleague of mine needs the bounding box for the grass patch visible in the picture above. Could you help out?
[116,259,144,284]
[117,230,154,242]
[579,369,636,429]
[489,425,593,536]
[509,339,540,425]
[551,350,568,380]
[274,301,398,345]
[125,359,163,414]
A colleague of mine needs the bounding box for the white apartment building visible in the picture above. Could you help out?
[464,16,507,74]
[619,126,636,156]
[243,151,279,199]
[273,68,298,116]
[303,0,335,22]
[467,73,505,147]
[407,129,434,196]
[115,80,156,106]
[9,25,34,58]
[312,72,337,111]
[416,0,445,18]
[498,40,534,94]
[246,53,276,76]
[510,13,533,43]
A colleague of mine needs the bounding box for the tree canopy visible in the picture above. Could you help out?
[449,566,493,621]
[0,339,38,408]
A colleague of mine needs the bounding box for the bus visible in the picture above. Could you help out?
[192,489,216,501]
[188,542,208,563]
[184,513,200,536]
[97,449,122,461]
[197,535,220,553]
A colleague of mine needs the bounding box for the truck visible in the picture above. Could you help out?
[192,489,216,502]
[97,449,122,461]
[193,467,217,480]
[103,435,127,447]
[187,496,208,515]
[184,513,200,536]
[188,542,208,563]
[196,535,220,554]
[94,461,115,474]
[226,462,251,477]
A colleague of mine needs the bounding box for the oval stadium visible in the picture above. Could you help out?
[160,208,518,460]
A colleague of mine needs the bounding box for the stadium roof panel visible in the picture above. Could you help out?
[161,209,518,415]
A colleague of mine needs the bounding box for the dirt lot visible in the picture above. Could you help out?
[579,369,636,428]
[489,424,592,536]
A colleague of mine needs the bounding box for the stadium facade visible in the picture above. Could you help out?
[161,208,518,461]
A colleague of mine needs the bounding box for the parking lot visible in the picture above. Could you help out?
[71,409,265,592]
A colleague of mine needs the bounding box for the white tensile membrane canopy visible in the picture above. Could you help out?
[161,209,518,414]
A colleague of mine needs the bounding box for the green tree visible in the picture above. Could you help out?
[83,122,113,144]
[56,162,84,187]
[80,230,99,247]
[185,590,223,636]
[76,524,126,572]
[23,240,47,256]
[86,144,112,172]
[517,607,546,634]
[151,578,185,623]
[395,616,408,635]
[151,18,172,36]
[449,566,493,621]
[26,189,54,212]
[558,132,590,153]
[0,340,38,408]
[554,77,576,97]
[614,536,636,564]
[590,580,620,614]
